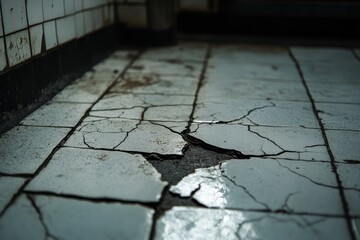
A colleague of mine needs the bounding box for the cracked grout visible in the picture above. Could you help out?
[288,48,357,240]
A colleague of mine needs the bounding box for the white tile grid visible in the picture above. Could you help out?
[26,0,44,26]
[44,20,57,50]
[56,15,76,44]
[0,4,4,37]
[64,0,75,15]
[75,12,85,38]
[83,9,94,34]
[5,29,32,67]
[1,0,28,35]
[29,24,43,56]
[74,0,83,11]
[0,37,7,70]
[43,0,65,21]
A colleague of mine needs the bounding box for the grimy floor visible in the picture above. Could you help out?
[0,42,359,239]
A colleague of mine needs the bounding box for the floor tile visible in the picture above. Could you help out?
[155,207,350,240]
[189,124,328,160]
[92,58,130,72]
[0,177,25,212]
[128,59,203,77]
[171,159,342,214]
[65,117,187,155]
[81,68,121,82]
[194,97,318,128]
[51,78,112,103]
[308,83,360,104]
[33,195,154,240]
[317,103,360,131]
[207,61,301,82]
[200,78,308,101]
[212,45,294,64]
[21,102,91,127]
[291,47,359,65]
[337,163,360,215]
[0,126,70,174]
[0,195,45,240]
[299,63,360,84]
[326,130,360,163]
[141,42,207,62]
[110,72,198,95]
[26,148,167,202]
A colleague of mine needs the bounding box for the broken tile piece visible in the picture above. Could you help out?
[0,177,25,212]
[52,78,113,103]
[337,164,360,215]
[111,72,198,95]
[194,97,318,128]
[155,207,350,240]
[189,124,327,160]
[0,126,70,174]
[317,103,360,131]
[171,159,342,214]
[33,195,154,240]
[326,130,360,163]
[21,102,91,127]
[26,148,167,202]
[0,195,45,240]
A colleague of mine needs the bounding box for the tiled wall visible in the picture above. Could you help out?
[0,0,116,72]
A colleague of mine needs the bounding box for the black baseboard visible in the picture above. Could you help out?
[0,25,121,133]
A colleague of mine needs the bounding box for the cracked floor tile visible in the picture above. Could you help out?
[81,68,121,82]
[109,50,138,60]
[207,61,302,82]
[189,124,328,160]
[211,45,294,64]
[199,78,308,101]
[0,126,70,174]
[110,72,199,95]
[316,103,360,131]
[51,78,113,103]
[128,59,203,77]
[0,195,45,239]
[337,163,360,215]
[308,83,360,104]
[0,177,25,212]
[194,97,318,128]
[171,158,342,214]
[32,195,154,240]
[65,117,187,155]
[20,102,92,127]
[291,47,359,65]
[26,148,167,202]
[326,130,360,163]
[141,42,207,61]
[155,207,350,240]
[298,63,360,84]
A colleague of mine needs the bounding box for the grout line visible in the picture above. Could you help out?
[0,49,144,218]
[288,48,357,240]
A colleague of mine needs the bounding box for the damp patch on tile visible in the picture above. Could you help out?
[26,148,167,202]
[155,207,350,240]
[170,159,342,214]
[0,126,70,174]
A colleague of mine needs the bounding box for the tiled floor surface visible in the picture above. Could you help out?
[0,43,359,239]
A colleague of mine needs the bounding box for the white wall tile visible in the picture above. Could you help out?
[74,0,83,11]
[64,0,75,15]
[1,0,28,34]
[43,0,65,20]
[83,10,94,34]
[5,30,31,67]
[93,8,103,31]
[27,0,44,25]
[75,12,85,38]
[0,37,7,70]
[0,9,3,37]
[84,0,106,9]
[29,24,43,56]
[118,5,147,28]
[56,15,76,44]
[44,20,57,50]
